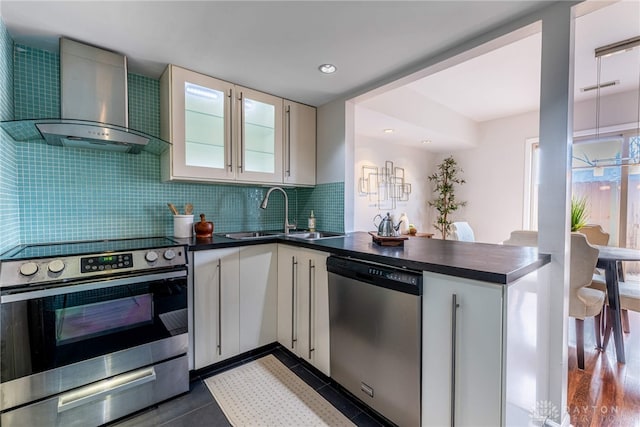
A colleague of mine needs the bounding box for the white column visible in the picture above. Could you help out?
[316,97,355,232]
[538,3,575,426]
[317,98,346,184]
[344,100,355,232]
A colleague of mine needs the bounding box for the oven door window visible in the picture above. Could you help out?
[55,293,154,345]
[1,276,187,383]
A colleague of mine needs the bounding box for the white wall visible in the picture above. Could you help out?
[435,110,540,243]
[353,135,435,232]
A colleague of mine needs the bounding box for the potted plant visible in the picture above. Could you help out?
[571,196,589,231]
[428,156,466,239]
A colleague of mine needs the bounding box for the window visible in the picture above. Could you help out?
[572,135,623,245]
[526,132,640,279]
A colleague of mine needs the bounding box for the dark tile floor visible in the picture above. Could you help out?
[110,346,390,427]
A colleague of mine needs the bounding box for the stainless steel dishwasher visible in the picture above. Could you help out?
[327,256,422,427]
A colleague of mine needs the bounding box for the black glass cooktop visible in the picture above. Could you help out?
[1,237,180,260]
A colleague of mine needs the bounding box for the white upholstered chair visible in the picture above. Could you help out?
[569,233,606,369]
[580,223,610,285]
[578,224,610,246]
[450,222,475,242]
[502,230,538,247]
[503,231,605,369]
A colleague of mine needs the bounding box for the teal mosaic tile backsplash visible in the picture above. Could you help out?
[7,42,344,245]
[13,44,59,120]
[0,128,20,253]
[299,182,345,233]
[128,73,159,137]
[0,19,20,254]
[16,143,319,242]
[0,20,13,121]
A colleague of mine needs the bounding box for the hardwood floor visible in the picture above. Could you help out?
[568,310,640,427]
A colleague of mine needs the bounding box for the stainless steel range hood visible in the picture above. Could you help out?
[36,121,149,153]
[34,38,149,154]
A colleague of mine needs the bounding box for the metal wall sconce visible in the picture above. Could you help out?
[358,160,412,210]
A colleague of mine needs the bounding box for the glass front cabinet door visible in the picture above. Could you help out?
[161,65,234,181]
[161,65,283,184]
[235,87,283,183]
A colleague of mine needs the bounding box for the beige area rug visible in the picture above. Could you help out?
[204,355,355,427]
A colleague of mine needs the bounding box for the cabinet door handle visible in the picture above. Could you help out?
[238,91,244,172]
[308,259,315,359]
[285,105,291,178]
[227,88,233,172]
[217,259,222,356]
[291,256,298,349]
[451,294,460,427]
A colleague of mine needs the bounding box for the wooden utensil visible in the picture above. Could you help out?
[185,203,193,215]
[167,203,179,215]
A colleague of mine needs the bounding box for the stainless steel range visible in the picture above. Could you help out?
[0,237,189,426]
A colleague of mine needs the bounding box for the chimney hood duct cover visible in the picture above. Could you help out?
[36,38,149,153]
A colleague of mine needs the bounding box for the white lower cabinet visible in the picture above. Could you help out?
[193,248,240,369]
[422,266,545,427]
[423,272,504,426]
[239,244,278,352]
[193,245,278,370]
[277,245,330,376]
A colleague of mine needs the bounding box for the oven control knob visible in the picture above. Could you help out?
[145,251,158,263]
[163,249,176,260]
[19,262,39,277]
[48,259,65,274]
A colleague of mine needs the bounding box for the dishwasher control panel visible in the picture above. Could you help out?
[367,267,419,286]
[327,256,422,295]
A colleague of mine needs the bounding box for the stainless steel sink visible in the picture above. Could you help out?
[222,231,282,240]
[221,231,344,241]
[287,231,345,240]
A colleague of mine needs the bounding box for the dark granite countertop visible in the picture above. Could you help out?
[176,231,550,285]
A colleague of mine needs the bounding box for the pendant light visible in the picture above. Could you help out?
[591,36,640,167]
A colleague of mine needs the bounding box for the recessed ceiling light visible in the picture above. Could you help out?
[383,128,394,134]
[318,64,337,74]
[421,140,431,144]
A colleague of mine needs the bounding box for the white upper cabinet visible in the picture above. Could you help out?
[235,87,283,183]
[161,65,234,181]
[284,100,316,186]
[160,65,287,184]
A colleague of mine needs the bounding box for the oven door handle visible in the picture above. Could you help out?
[57,366,156,413]
[1,270,187,303]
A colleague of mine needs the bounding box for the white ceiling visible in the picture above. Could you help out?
[1,0,553,107]
[405,32,542,123]
[356,0,640,152]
